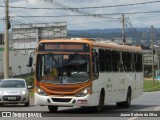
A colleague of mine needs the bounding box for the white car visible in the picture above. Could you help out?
[0,78,30,107]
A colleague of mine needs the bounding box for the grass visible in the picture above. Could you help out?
[29,90,34,98]
[144,80,160,92]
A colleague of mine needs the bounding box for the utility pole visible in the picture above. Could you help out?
[4,0,9,78]
[122,14,126,45]
[151,25,155,86]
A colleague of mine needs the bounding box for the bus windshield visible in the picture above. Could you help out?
[36,53,90,84]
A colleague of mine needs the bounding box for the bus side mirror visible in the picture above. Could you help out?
[28,57,33,67]
[28,85,33,89]
[92,51,98,58]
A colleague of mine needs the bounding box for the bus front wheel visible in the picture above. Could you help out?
[48,105,58,113]
[95,91,105,112]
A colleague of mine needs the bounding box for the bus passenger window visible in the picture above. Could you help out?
[122,52,132,72]
[93,51,99,79]
[112,51,119,72]
[105,50,112,72]
[135,53,142,72]
[99,49,105,72]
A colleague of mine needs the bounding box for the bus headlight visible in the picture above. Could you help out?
[76,87,91,97]
[36,87,47,96]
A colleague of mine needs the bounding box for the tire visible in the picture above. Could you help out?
[25,96,30,107]
[0,103,3,107]
[116,88,131,108]
[123,88,131,108]
[25,101,30,107]
[95,91,104,112]
[48,106,58,113]
[116,101,123,108]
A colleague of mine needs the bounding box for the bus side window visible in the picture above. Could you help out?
[112,51,119,72]
[136,53,142,72]
[92,51,99,79]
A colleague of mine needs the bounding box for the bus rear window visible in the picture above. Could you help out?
[38,43,90,52]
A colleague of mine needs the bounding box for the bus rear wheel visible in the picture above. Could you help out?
[48,106,58,113]
[116,88,131,108]
[124,88,131,108]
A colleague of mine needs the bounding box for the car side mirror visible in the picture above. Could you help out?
[28,85,33,89]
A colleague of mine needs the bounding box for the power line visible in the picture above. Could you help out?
[11,10,160,18]
[11,19,26,24]
[97,10,160,16]
[40,0,118,20]
[68,20,118,26]
[75,0,160,9]
[11,14,110,17]
[41,0,94,16]
[1,0,160,9]
[4,0,160,27]
[9,10,43,23]
[129,15,160,20]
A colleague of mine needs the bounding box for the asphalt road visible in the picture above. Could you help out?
[0,91,160,120]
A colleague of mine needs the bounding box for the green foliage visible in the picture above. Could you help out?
[25,76,34,86]
[24,76,34,97]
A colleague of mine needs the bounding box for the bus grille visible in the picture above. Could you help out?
[46,86,79,92]
[52,98,72,102]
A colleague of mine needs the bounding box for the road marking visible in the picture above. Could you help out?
[154,106,160,111]
[127,117,138,120]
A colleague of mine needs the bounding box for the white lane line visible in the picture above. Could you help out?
[127,117,138,120]
[154,106,160,111]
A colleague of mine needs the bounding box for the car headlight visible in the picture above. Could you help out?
[21,91,26,95]
[36,87,47,96]
[76,87,91,97]
[0,91,2,95]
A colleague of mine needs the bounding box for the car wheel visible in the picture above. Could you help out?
[0,103,3,107]
[25,101,30,107]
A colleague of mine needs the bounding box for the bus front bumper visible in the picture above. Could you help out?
[34,93,98,107]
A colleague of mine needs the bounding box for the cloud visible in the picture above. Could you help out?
[1,0,160,30]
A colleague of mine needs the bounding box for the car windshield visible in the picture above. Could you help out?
[36,53,90,84]
[0,80,26,88]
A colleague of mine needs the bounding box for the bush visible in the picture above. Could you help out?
[25,76,34,86]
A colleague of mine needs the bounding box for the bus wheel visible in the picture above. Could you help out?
[48,106,58,113]
[124,88,131,108]
[96,91,104,112]
[116,88,131,108]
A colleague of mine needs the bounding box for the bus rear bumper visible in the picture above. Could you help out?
[34,93,98,107]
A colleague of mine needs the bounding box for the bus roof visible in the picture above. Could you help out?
[39,38,142,53]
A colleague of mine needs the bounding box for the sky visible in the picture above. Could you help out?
[1,0,160,30]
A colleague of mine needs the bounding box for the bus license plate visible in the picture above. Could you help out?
[8,97,16,100]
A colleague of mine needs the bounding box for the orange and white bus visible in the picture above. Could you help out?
[29,38,143,112]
